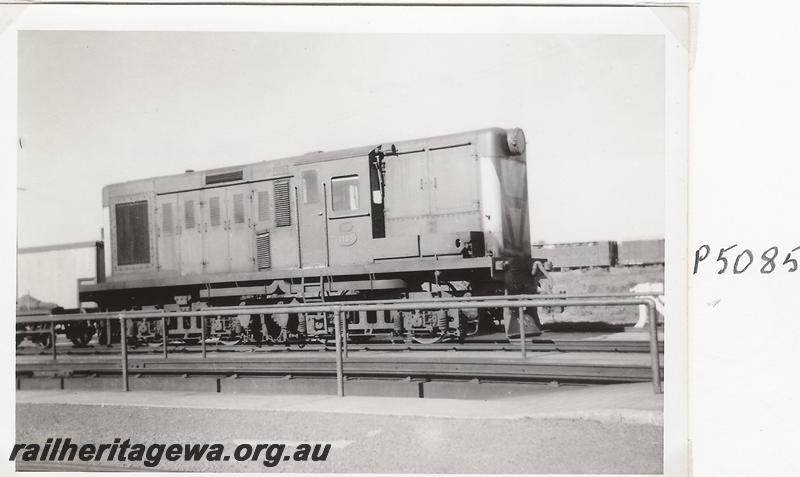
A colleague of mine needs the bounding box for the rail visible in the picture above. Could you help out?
[16,294,663,394]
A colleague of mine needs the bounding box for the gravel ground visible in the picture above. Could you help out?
[541,265,665,324]
[16,403,662,473]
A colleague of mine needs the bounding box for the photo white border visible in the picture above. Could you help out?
[1,4,690,476]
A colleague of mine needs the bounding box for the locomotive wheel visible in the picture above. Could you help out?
[347,334,375,343]
[68,329,94,347]
[65,322,95,347]
[35,330,52,348]
[264,315,284,343]
[219,337,243,346]
[97,321,121,345]
[410,333,446,345]
[98,325,110,346]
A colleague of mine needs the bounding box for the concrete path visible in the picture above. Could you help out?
[16,383,663,473]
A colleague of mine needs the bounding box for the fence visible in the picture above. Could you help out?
[16,293,663,394]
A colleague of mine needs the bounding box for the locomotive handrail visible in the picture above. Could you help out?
[15,297,661,322]
[15,295,663,395]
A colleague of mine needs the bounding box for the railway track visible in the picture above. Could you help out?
[17,348,662,386]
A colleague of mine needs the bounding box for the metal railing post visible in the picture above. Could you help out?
[518,306,526,360]
[200,316,207,359]
[119,314,129,392]
[646,298,663,394]
[503,306,508,338]
[50,324,57,360]
[105,318,112,348]
[342,311,349,359]
[161,316,168,359]
[333,308,344,397]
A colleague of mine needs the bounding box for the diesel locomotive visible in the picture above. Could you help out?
[73,127,548,346]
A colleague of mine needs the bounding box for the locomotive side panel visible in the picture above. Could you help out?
[199,176,301,275]
[381,143,483,260]
[226,185,254,272]
[427,144,480,217]
[201,187,230,273]
[383,146,482,237]
[177,190,205,275]
[420,144,483,258]
[199,183,256,273]
[146,171,302,277]
[251,178,298,271]
[378,150,429,260]
[384,149,430,235]
[155,194,180,274]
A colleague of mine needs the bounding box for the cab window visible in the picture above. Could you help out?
[331,175,360,212]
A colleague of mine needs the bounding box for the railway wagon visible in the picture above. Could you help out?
[78,127,544,345]
[531,241,616,270]
[17,241,105,310]
[16,242,105,346]
[617,239,665,266]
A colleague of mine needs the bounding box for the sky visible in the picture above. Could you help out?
[17,31,665,247]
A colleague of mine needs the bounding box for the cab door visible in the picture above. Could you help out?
[297,167,327,268]
[325,159,373,266]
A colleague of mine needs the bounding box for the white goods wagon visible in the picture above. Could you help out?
[17,241,105,310]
